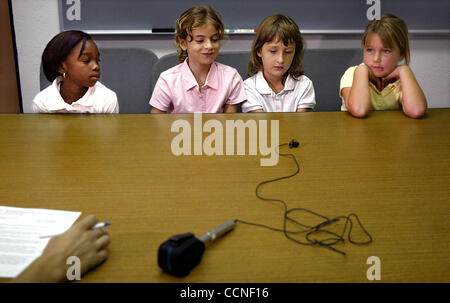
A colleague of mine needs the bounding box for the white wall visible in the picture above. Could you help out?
[12,0,450,112]
[12,0,60,113]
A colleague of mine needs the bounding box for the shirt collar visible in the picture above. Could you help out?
[203,61,218,90]
[181,59,219,91]
[283,74,296,91]
[255,71,295,95]
[54,76,94,107]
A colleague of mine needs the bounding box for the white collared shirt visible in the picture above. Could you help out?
[32,77,119,113]
[242,71,316,112]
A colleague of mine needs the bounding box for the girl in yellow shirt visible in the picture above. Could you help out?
[340,14,427,119]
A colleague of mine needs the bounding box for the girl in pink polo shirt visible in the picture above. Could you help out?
[150,5,247,113]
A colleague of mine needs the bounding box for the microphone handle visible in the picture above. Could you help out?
[198,220,236,247]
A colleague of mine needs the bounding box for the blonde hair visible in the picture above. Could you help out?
[362,13,410,65]
[248,14,305,78]
[175,5,225,63]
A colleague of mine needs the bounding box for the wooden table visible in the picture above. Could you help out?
[0,109,449,283]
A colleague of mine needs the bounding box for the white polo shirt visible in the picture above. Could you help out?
[242,71,316,112]
[32,77,119,113]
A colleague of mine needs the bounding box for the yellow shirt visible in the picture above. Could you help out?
[339,64,402,111]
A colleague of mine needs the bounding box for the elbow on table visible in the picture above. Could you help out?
[403,107,426,119]
[347,106,370,118]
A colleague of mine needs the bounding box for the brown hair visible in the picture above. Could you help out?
[175,5,225,63]
[248,14,305,78]
[362,13,410,65]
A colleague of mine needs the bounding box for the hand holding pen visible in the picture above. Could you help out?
[16,215,111,282]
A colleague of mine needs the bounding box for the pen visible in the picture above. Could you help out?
[93,222,110,229]
[39,222,111,239]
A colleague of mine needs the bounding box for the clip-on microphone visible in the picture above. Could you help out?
[158,220,236,277]
[289,139,299,148]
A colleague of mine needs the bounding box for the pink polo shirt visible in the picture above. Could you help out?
[149,59,247,113]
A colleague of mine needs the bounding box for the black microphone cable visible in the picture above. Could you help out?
[235,139,373,256]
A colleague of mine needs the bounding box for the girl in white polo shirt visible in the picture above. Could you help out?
[242,14,316,113]
[32,30,119,113]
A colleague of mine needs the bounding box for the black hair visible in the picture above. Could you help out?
[42,30,93,81]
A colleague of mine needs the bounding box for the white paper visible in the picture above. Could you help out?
[0,206,81,278]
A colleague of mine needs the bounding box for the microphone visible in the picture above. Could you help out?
[198,219,236,247]
[289,139,299,148]
[158,220,236,277]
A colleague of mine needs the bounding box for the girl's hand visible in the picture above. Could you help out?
[383,65,427,118]
[343,65,372,118]
[365,65,382,91]
[381,65,408,88]
[224,104,238,113]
